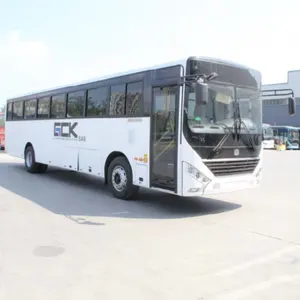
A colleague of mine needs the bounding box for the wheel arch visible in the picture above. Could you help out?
[24,142,33,156]
[104,151,130,184]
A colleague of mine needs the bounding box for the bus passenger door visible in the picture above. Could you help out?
[150,86,178,192]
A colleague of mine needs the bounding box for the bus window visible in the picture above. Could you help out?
[87,86,109,117]
[24,99,37,120]
[51,94,66,119]
[12,102,23,120]
[109,84,126,116]
[37,97,50,119]
[126,82,142,116]
[67,90,85,118]
[6,103,12,120]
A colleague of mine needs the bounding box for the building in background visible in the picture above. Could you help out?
[262,70,300,126]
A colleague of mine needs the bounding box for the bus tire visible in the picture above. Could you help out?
[107,156,139,200]
[24,145,40,173]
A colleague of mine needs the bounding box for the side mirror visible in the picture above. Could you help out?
[288,97,296,116]
[196,80,208,104]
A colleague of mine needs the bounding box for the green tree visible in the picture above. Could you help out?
[0,105,5,113]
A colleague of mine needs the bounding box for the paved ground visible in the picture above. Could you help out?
[0,150,300,300]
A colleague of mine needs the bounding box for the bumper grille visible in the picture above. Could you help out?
[204,159,259,177]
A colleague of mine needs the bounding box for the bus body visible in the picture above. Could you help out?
[0,112,5,150]
[272,126,299,150]
[5,56,268,199]
[262,123,275,149]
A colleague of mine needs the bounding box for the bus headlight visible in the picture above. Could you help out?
[185,162,211,183]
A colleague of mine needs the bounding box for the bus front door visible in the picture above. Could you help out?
[150,86,179,192]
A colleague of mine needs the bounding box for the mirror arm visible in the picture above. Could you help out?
[261,88,296,116]
[182,72,218,85]
[261,89,294,98]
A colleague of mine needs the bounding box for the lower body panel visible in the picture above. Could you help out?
[181,159,262,197]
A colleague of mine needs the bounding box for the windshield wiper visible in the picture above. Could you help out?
[208,132,231,159]
[208,105,256,159]
[207,118,240,159]
[234,102,256,150]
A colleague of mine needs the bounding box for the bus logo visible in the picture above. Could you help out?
[54,122,78,138]
[55,126,61,136]
[234,148,240,156]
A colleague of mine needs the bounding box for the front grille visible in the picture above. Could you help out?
[203,159,259,177]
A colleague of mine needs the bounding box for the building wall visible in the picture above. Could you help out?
[262,70,300,126]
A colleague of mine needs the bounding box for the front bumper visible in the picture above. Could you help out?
[181,161,262,197]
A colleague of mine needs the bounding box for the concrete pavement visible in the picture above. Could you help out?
[0,150,300,299]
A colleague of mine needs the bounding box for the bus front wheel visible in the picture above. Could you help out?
[25,146,48,174]
[107,156,139,200]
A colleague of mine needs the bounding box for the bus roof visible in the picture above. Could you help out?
[6,55,258,103]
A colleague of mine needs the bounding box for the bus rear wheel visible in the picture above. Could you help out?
[25,146,48,174]
[107,156,139,200]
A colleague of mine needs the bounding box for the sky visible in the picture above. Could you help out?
[0,0,300,107]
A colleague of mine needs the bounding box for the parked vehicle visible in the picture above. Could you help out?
[272,126,299,150]
[262,123,275,149]
[0,112,5,150]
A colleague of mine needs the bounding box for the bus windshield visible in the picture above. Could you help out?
[186,82,261,133]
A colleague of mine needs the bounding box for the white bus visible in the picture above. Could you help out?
[262,123,275,149]
[4,56,296,200]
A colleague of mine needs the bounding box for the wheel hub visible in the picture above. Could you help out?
[26,151,33,168]
[112,166,127,192]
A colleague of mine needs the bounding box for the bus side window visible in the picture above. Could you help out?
[126,81,142,116]
[86,86,109,117]
[12,101,24,120]
[51,94,66,119]
[67,90,85,118]
[37,97,50,119]
[6,103,13,120]
[109,84,126,116]
[24,99,37,120]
